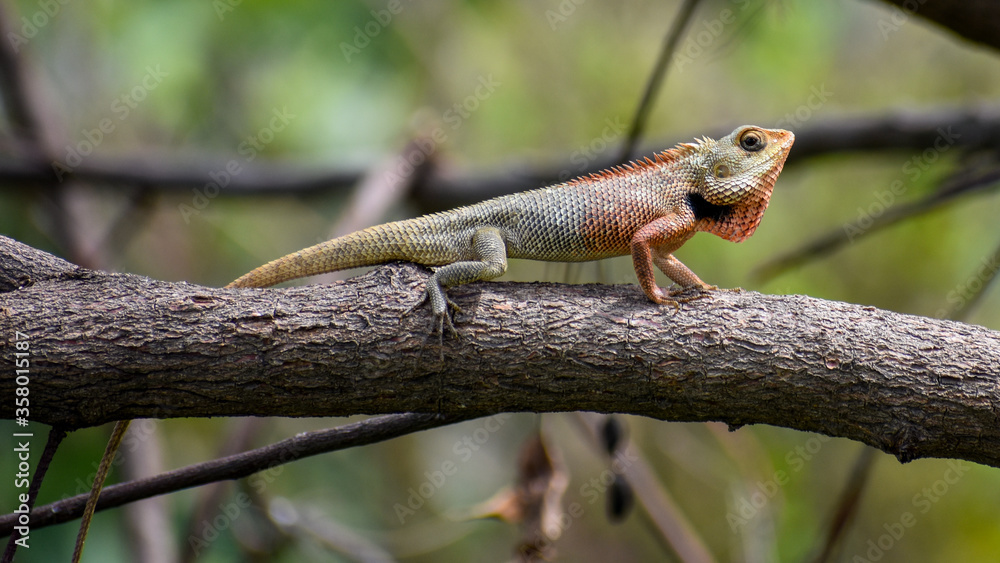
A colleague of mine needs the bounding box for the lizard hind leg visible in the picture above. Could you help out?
[414,226,509,337]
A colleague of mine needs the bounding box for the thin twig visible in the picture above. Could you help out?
[0,0,78,261]
[72,420,131,563]
[950,236,1000,322]
[616,0,701,164]
[572,413,716,563]
[755,167,1000,282]
[811,448,878,563]
[0,2,45,151]
[94,188,161,271]
[0,107,999,212]
[178,418,265,563]
[0,413,465,537]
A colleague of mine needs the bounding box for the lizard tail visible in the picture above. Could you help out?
[225,218,457,288]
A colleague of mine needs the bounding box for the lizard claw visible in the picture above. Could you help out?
[404,293,462,339]
[668,284,717,304]
[438,297,462,338]
[650,283,717,309]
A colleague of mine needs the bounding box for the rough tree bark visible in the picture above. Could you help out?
[1,235,999,467]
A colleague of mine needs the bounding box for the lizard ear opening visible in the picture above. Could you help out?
[738,129,766,152]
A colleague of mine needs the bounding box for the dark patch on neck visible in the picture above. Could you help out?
[687,192,732,223]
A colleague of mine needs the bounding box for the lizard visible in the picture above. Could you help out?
[227,125,794,333]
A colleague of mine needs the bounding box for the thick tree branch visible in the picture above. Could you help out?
[2,235,999,468]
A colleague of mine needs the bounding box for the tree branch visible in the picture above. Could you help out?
[2,105,999,212]
[2,235,999,468]
[615,0,700,163]
[880,0,1000,52]
[0,413,464,537]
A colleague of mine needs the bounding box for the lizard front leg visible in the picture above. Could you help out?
[630,215,703,304]
[412,226,508,335]
[651,250,716,291]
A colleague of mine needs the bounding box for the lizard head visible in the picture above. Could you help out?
[690,125,795,242]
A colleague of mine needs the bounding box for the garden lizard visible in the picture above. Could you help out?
[227,125,794,332]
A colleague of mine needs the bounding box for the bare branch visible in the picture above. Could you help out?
[2,106,1000,212]
[2,235,999,469]
[616,0,701,163]
[0,413,462,538]
[880,0,1000,52]
[0,3,46,151]
[754,167,1000,282]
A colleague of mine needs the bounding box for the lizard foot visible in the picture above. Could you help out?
[649,283,716,309]
[404,293,463,339]
[668,284,717,304]
[429,295,462,339]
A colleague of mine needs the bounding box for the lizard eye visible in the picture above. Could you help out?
[714,163,731,179]
[739,130,766,152]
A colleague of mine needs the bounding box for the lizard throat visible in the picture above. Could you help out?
[687,192,732,223]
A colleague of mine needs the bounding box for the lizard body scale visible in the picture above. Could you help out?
[227,125,794,331]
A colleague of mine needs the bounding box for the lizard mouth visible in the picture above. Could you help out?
[747,131,794,172]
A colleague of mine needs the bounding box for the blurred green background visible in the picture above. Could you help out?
[2,0,999,561]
